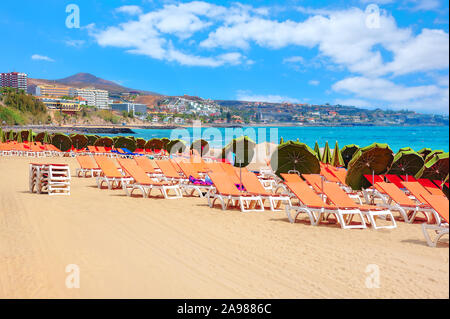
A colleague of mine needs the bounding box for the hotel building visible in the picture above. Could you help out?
[69,88,109,109]
[35,85,71,98]
[110,102,148,116]
[0,72,28,91]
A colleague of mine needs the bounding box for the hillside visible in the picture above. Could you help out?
[28,73,160,96]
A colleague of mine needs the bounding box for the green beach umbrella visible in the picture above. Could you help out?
[16,131,23,143]
[8,130,14,142]
[331,141,344,167]
[51,133,72,152]
[415,152,449,181]
[270,140,320,177]
[0,128,5,143]
[71,134,89,150]
[388,150,424,177]
[27,129,33,142]
[222,136,256,167]
[136,138,146,149]
[398,147,414,153]
[191,139,209,157]
[417,148,433,159]
[341,144,360,168]
[86,135,98,146]
[94,136,114,148]
[161,137,170,151]
[314,141,322,161]
[424,150,444,164]
[145,138,165,151]
[346,143,394,190]
[167,139,187,154]
[43,132,51,144]
[279,137,284,144]
[321,141,332,164]
[115,136,137,152]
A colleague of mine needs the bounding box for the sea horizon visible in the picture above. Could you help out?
[100,125,449,152]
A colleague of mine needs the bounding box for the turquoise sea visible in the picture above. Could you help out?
[106,126,449,152]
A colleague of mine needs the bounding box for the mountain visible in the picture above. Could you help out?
[28,73,160,96]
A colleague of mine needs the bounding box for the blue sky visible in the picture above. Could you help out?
[0,0,448,114]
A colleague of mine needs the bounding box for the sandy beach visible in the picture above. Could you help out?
[0,156,448,299]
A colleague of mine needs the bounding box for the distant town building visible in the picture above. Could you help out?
[37,97,81,113]
[1,72,27,91]
[110,102,147,116]
[69,88,109,109]
[35,85,70,98]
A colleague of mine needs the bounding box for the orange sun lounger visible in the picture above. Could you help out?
[118,158,182,199]
[206,172,264,212]
[94,156,133,189]
[284,181,339,225]
[421,194,449,247]
[322,182,396,229]
[155,160,183,181]
[375,182,434,223]
[239,171,290,211]
[177,162,213,198]
[76,155,102,177]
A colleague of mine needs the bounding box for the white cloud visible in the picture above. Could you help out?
[333,76,449,113]
[199,7,448,77]
[116,5,143,15]
[236,91,300,103]
[308,80,320,86]
[31,54,54,62]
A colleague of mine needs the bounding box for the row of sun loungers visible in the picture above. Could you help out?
[69,153,449,246]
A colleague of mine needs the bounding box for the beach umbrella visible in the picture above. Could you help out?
[51,133,72,152]
[136,138,146,149]
[71,134,89,150]
[16,131,23,143]
[345,143,394,190]
[27,129,33,142]
[387,150,424,177]
[270,140,320,177]
[94,136,114,148]
[280,137,284,144]
[86,135,98,146]
[8,130,14,142]
[415,152,449,181]
[115,136,137,152]
[145,138,164,151]
[222,136,256,167]
[35,132,45,143]
[424,150,444,164]
[331,141,344,167]
[167,139,187,154]
[417,147,433,159]
[398,147,414,153]
[341,144,360,168]
[0,128,5,143]
[191,139,209,157]
[321,141,332,164]
[43,132,51,144]
[314,141,322,161]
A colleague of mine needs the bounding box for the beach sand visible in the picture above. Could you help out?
[0,156,448,299]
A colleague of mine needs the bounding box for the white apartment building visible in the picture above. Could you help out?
[69,88,109,109]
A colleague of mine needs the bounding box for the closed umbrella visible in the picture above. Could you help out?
[331,141,344,167]
[341,144,360,168]
[222,136,256,168]
[321,141,332,164]
[314,141,321,161]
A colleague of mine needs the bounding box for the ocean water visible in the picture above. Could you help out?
[106,126,449,152]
